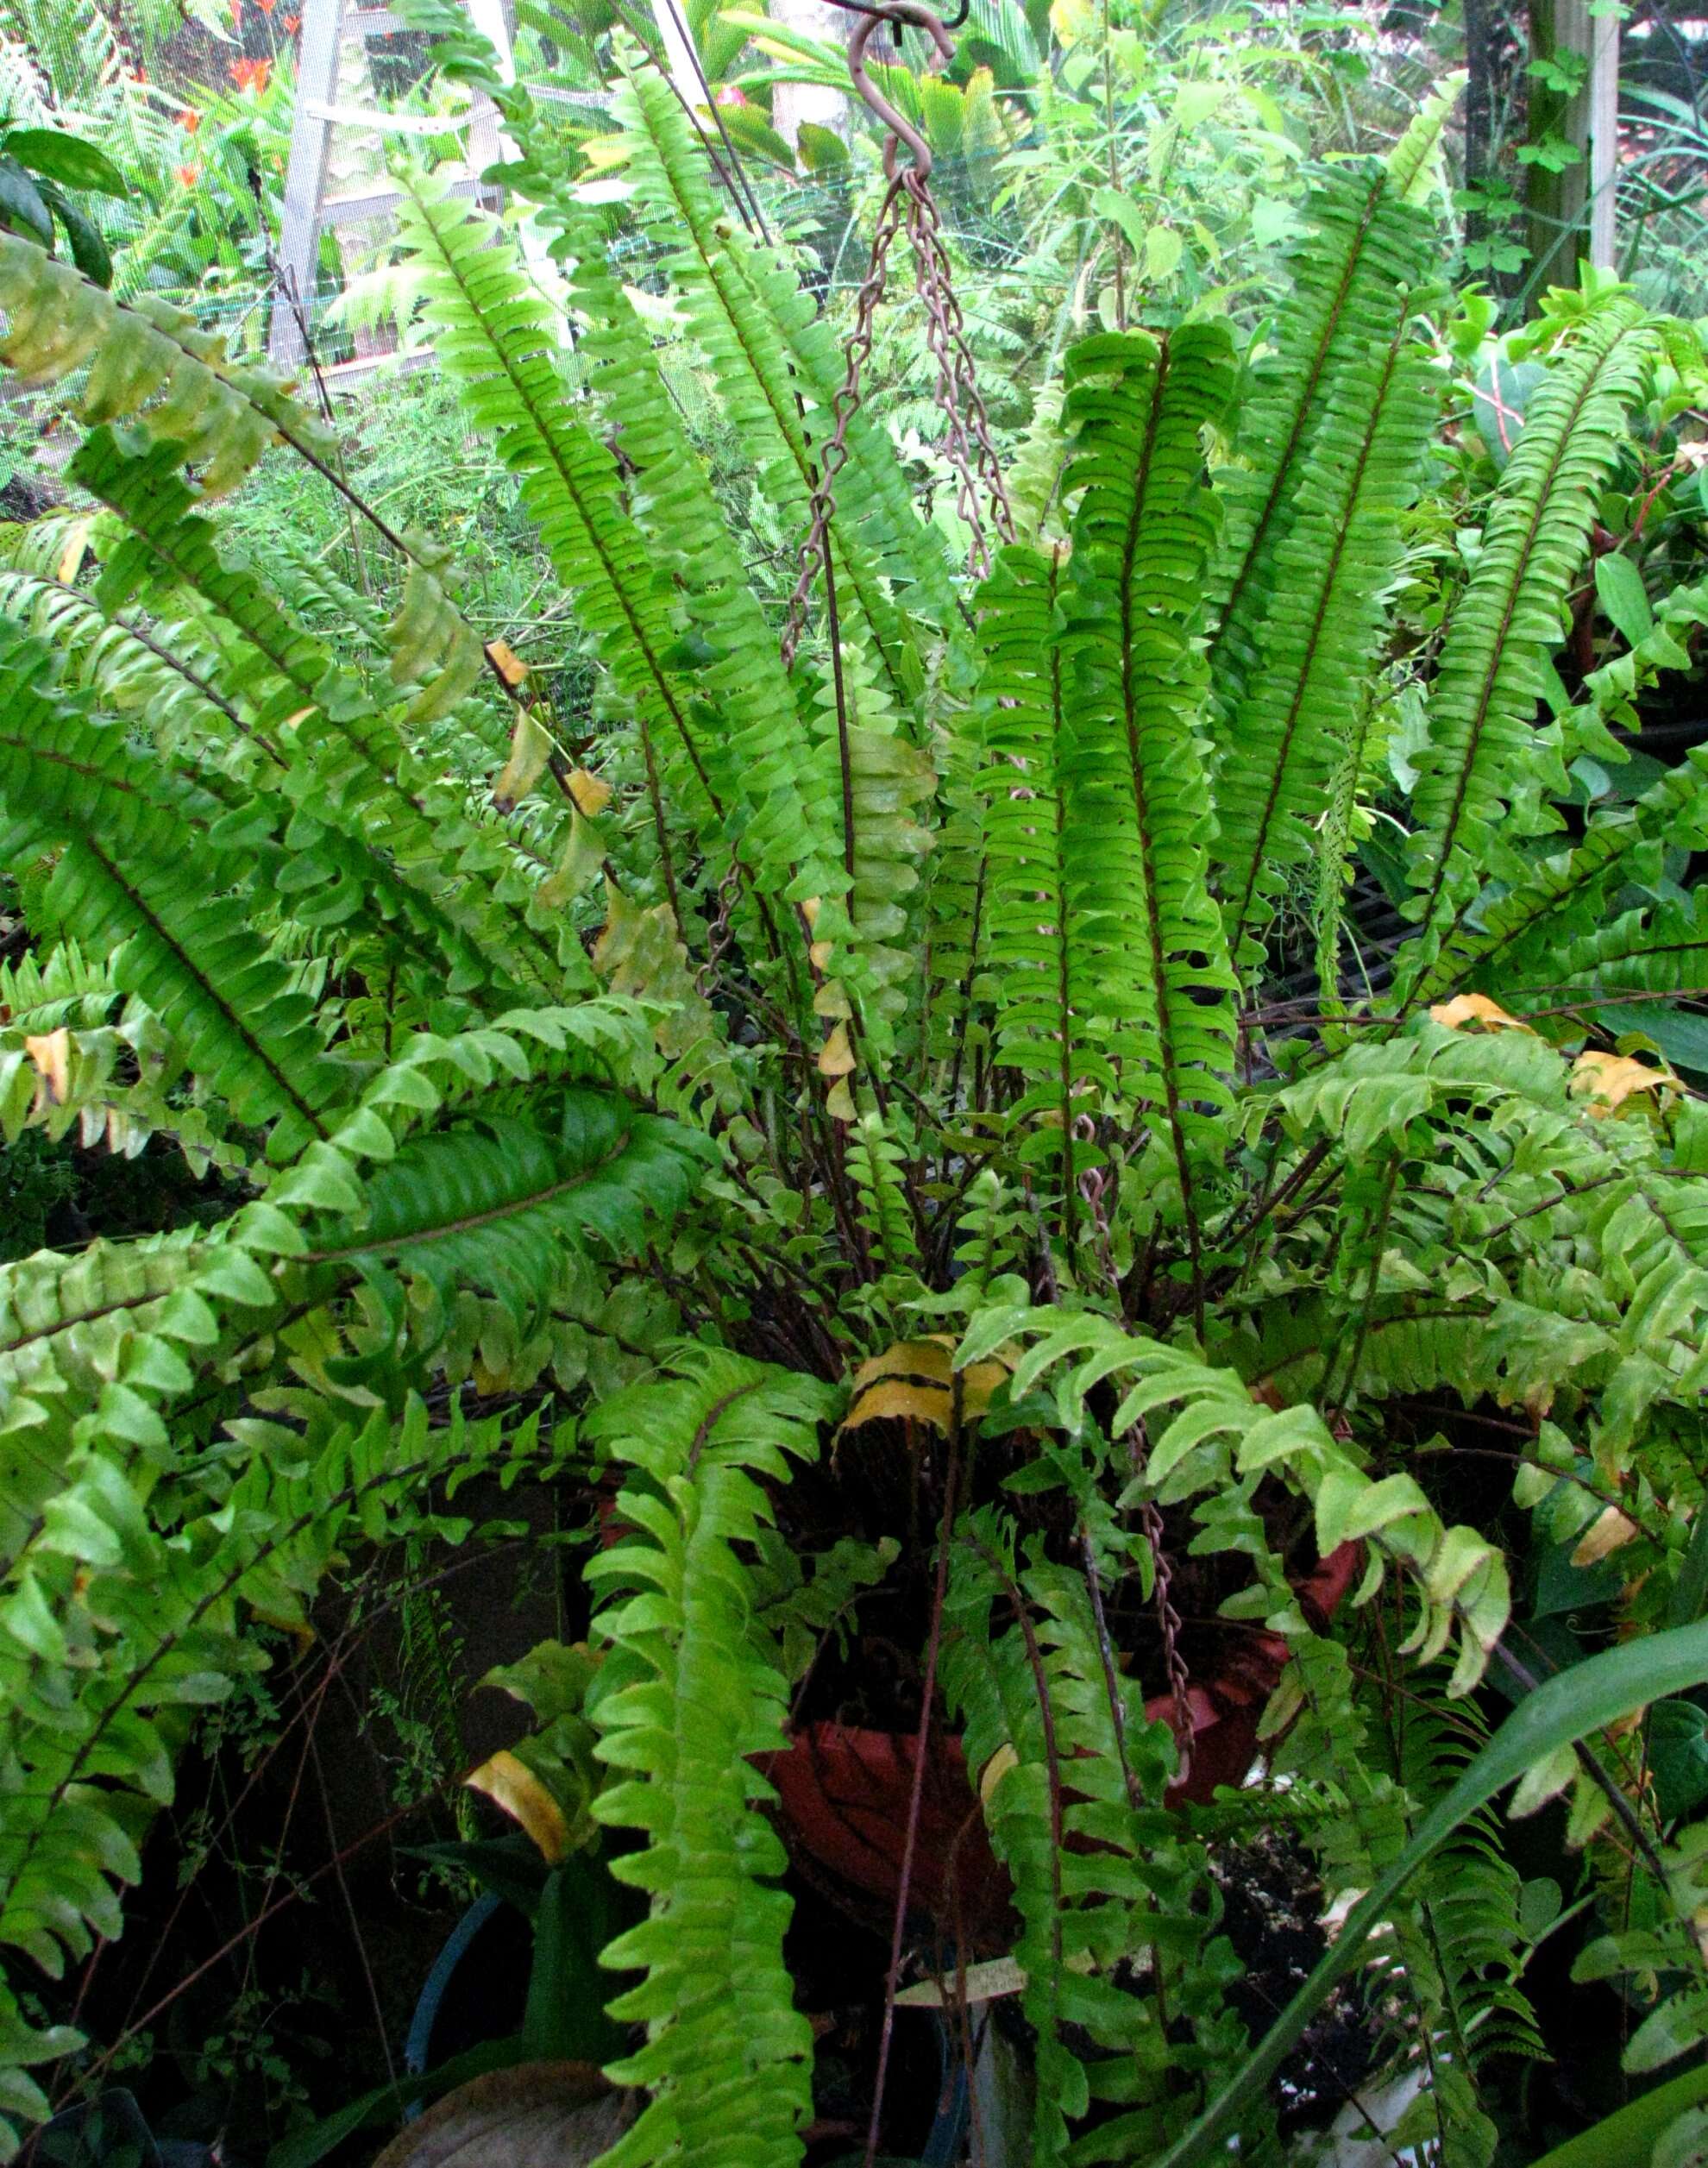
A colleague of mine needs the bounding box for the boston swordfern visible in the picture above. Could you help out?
[2,28,1708,2165]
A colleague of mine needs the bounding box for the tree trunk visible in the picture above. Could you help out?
[769,0,849,148]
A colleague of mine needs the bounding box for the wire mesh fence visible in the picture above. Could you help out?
[6,0,1708,409]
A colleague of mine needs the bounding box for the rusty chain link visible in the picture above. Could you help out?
[1122,1425,1194,1791]
[780,173,909,667]
[695,856,745,996]
[1139,1492,1195,1793]
[779,2,1014,667]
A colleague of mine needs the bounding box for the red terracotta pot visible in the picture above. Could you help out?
[765,1543,1359,1950]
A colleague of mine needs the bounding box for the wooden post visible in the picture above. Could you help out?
[1587,5,1621,269]
[270,0,344,364]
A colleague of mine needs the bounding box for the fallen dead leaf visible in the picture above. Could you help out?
[24,1028,70,1105]
[1571,1505,1641,1567]
[1571,1049,1680,1112]
[1429,993,1535,1034]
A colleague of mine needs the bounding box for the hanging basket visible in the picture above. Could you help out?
[764,1542,1362,1952]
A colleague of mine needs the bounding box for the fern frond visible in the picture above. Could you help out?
[1508,888,1708,1005]
[0,1394,545,2146]
[1212,282,1441,971]
[0,1229,213,1566]
[1386,72,1467,204]
[1407,747,1708,1005]
[559,199,844,1006]
[0,940,118,1036]
[806,648,939,1032]
[1398,299,1656,985]
[72,427,571,1001]
[613,66,951,690]
[0,625,353,1156]
[0,233,498,725]
[0,565,286,790]
[0,1007,688,1574]
[298,1084,714,1334]
[0,231,331,496]
[1056,330,1239,1223]
[944,1521,1230,2164]
[973,543,1085,1207]
[977,1306,1511,1693]
[393,176,757,923]
[584,1349,832,2168]
[1204,161,1436,732]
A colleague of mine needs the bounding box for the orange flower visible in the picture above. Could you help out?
[229,54,272,91]
[177,107,201,131]
[176,162,201,186]
[254,0,276,15]
[282,12,299,27]
[229,0,242,23]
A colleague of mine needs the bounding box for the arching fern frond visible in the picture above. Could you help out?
[297,1084,715,1342]
[1507,887,1708,1005]
[963,1304,1512,1693]
[0,231,331,496]
[1404,748,1708,1007]
[0,232,500,725]
[71,427,570,1002]
[0,1395,547,2157]
[392,174,748,927]
[0,564,286,791]
[0,624,353,1158]
[583,1350,833,2168]
[1398,299,1656,987]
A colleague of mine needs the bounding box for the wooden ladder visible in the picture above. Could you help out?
[267,0,519,366]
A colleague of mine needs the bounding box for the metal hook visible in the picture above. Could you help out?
[846,0,957,179]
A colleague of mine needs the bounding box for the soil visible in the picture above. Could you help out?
[1213,1827,1378,2135]
[782,1417,1309,1738]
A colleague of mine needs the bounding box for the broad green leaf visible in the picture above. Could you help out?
[0,159,53,249]
[1089,186,1147,253]
[1596,552,1655,646]
[2,128,128,196]
[1145,224,1184,280]
[36,184,110,288]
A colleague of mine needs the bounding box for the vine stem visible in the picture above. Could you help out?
[863,1402,964,2167]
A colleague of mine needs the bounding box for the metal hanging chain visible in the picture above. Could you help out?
[779,0,1014,666]
[781,170,910,666]
[1139,1492,1196,1794]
